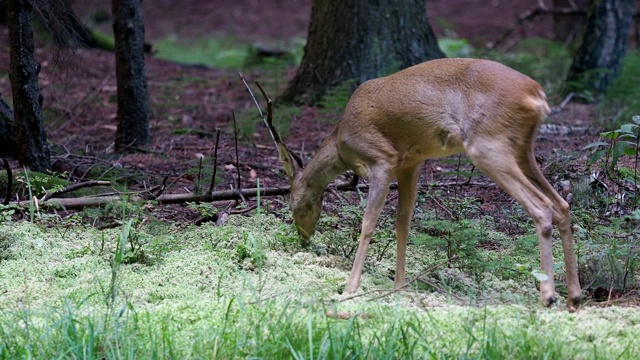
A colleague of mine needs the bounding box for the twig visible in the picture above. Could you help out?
[339,256,457,303]
[40,180,112,202]
[489,6,587,50]
[229,204,258,215]
[196,154,204,195]
[153,177,168,198]
[232,110,242,195]
[557,92,575,112]
[208,128,222,194]
[239,72,278,145]
[416,276,465,302]
[241,76,305,168]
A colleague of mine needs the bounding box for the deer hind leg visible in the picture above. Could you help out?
[345,166,393,294]
[466,140,559,307]
[521,149,582,309]
[393,165,420,289]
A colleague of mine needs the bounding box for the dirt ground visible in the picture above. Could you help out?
[0,0,635,224]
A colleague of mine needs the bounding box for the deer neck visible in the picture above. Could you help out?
[297,134,346,198]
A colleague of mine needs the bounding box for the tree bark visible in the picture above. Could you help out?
[7,0,51,172]
[279,0,444,105]
[112,0,150,152]
[566,0,634,95]
[0,94,16,159]
[0,0,7,24]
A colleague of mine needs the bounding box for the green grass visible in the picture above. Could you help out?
[1,216,639,358]
[154,36,249,68]
[153,35,304,70]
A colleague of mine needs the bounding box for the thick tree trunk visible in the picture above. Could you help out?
[7,0,51,171]
[112,0,150,152]
[0,94,16,159]
[566,0,634,95]
[279,0,444,105]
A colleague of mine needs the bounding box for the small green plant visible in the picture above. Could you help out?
[0,205,14,223]
[318,199,395,263]
[107,219,130,307]
[317,79,357,123]
[235,231,266,272]
[578,213,640,296]
[584,115,640,209]
[187,201,218,218]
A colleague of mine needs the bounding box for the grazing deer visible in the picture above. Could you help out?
[256,58,581,309]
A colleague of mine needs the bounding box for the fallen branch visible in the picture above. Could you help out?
[7,186,291,211]
[40,180,112,202]
[4,178,493,211]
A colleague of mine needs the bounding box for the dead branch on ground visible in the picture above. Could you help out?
[40,180,112,202]
[6,186,290,211]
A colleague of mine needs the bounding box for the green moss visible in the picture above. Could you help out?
[1,217,639,358]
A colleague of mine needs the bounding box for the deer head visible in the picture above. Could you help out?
[251,59,582,310]
[253,83,335,243]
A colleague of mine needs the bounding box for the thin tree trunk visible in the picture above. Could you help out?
[279,0,444,105]
[566,0,634,95]
[0,94,16,159]
[0,0,7,24]
[112,0,150,152]
[7,0,51,171]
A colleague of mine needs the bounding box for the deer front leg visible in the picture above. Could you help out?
[536,215,557,306]
[393,166,420,289]
[345,169,392,294]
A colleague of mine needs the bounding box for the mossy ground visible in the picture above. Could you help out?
[1,216,639,358]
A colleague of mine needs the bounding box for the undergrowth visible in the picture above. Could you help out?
[1,219,640,359]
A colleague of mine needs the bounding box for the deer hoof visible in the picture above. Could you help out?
[541,295,557,307]
[566,295,582,312]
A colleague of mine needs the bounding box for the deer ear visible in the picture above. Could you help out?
[277,142,303,179]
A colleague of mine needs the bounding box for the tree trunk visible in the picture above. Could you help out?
[0,0,7,24]
[0,94,16,159]
[112,0,150,152]
[566,0,634,95]
[7,0,51,172]
[279,0,444,105]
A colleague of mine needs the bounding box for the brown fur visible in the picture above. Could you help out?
[275,58,581,310]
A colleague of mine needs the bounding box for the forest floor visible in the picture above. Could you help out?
[0,0,613,224]
[1,0,640,341]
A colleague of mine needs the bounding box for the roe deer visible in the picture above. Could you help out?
[257,58,581,309]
